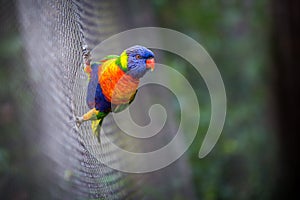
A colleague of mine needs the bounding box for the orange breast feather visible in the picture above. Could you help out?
[99,59,139,104]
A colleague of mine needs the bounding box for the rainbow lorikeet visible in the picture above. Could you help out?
[76,45,155,142]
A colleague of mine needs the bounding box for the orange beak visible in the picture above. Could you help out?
[146,58,155,71]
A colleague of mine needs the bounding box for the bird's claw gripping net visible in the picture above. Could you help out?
[82,44,91,66]
[75,116,84,128]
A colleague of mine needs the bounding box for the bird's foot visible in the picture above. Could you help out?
[82,45,91,66]
[75,116,84,127]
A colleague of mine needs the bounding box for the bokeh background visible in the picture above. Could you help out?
[0,0,299,199]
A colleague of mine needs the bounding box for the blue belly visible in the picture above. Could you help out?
[86,62,111,112]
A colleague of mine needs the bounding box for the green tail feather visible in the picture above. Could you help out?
[91,118,103,143]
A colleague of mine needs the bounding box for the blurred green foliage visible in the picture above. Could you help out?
[152,0,277,199]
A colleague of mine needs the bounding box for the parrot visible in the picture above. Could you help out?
[75,45,155,142]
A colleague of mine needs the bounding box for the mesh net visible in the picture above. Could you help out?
[15,0,196,199]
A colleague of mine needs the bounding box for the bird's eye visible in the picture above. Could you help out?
[135,54,142,59]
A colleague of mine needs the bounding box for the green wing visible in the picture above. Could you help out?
[100,55,119,62]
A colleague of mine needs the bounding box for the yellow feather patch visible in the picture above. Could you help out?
[120,51,128,70]
[91,119,102,143]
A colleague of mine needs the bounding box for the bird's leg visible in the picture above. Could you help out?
[75,108,100,127]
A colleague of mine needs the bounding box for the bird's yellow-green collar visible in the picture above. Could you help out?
[116,51,128,72]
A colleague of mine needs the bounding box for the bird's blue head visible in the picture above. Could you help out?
[117,45,155,79]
